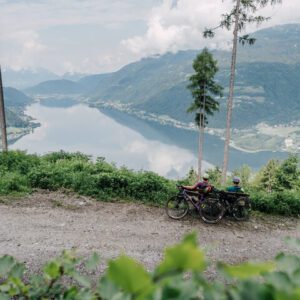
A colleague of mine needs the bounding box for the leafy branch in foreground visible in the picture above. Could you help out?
[0,233,300,299]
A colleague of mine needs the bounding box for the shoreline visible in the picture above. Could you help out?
[88,100,285,154]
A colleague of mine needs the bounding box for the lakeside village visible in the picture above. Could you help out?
[87,99,300,154]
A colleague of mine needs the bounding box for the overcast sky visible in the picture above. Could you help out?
[0,0,299,75]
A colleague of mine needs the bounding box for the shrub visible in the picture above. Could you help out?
[0,233,300,299]
[251,190,300,216]
[43,150,91,163]
[0,150,40,175]
[0,172,30,194]
[0,151,299,215]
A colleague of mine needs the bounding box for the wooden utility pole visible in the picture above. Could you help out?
[0,66,8,151]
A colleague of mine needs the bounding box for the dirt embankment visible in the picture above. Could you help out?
[0,191,299,278]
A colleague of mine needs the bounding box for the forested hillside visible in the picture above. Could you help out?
[4,87,33,128]
[77,25,300,129]
[24,79,87,96]
[136,62,300,128]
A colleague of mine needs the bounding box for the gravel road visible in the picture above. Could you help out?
[0,191,299,278]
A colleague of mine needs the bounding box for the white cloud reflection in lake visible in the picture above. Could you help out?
[11,103,211,178]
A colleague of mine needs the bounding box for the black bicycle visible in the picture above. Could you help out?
[165,185,225,224]
[216,190,252,221]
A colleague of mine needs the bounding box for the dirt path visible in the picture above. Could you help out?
[0,191,299,278]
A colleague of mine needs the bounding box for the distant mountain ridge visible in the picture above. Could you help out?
[21,24,300,130]
[2,68,88,89]
[24,79,88,96]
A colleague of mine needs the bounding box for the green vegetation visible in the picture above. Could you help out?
[187,48,223,175]
[1,233,300,299]
[0,151,299,216]
[206,155,300,216]
[187,48,223,126]
[0,150,176,204]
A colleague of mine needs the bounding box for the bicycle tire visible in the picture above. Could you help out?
[199,198,225,224]
[165,196,189,220]
[232,197,251,221]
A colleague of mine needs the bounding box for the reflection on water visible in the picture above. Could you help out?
[12,103,288,178]
[100,108,288,170]
[12,103,212,178]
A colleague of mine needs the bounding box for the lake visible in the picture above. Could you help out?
[11,102,287,178]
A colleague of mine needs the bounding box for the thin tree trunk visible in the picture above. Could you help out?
[221,0,241,185]
[198,85,206,180]
[0,67,7,152]
[198,114,203,180]
[198,114,205,180]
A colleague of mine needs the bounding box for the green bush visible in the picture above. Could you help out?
[1,233,300,299]
[0,150,40,175]
[0,150,299,215]
[251,190,300,216]
[0,172,30,194]
[0,151,176,204]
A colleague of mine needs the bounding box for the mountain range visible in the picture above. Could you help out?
[2,68,87,90]
[19,24,300,130]
[4,24,300,152]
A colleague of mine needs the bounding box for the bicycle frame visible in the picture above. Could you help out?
[180,189,206,211]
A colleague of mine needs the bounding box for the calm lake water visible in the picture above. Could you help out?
[12,102,287,178]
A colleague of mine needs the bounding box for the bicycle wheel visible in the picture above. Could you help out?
[199,198,225,224]
[232,197,251,221]
[165,196,189,220]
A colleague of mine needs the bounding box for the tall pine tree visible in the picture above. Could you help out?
[187,48,223,178]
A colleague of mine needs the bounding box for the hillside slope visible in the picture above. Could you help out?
[4,87,33,128]
[136,62,300,128]
[24,79,87,96]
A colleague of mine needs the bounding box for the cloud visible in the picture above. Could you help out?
[123,0,300,57]
[0,0,299,73]
[0,30,46,70]
[0,0,157,73]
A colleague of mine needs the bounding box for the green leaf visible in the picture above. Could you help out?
[0,293,10,300]
[218,261,275,279]
[107,255,153,295]
[98,277,121,300]
[85,253,100,271]
[291,288,300,299]
[182,233,198,247]
[0,285,10,293]
[161,276,203,300]
[74,290,95,300]
[155,233,205,276]
[0,256,15,277]
[276,253,300,276]
[292,269,300,285]
[71,272,91,288]
[265,271,292,291]
[9,263,25,278]
[43,261,61,280]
